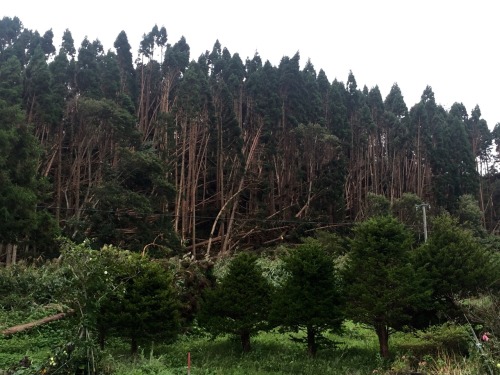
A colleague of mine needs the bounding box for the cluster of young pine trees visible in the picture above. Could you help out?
[198,213,499,360]
[1,16,499,263]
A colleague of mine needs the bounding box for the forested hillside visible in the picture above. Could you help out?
[1,16,500,262]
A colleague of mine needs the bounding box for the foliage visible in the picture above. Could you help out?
[0,260,65,309]
[212,251,286,288]
[0,96,46,249]
[197,252,273,352]
[413,214,499,321]
[98,254,181,355]
[0,240,181,373]
[169,256,215,329]
[1,16,499,265]
[394,323,470,358]
[270,239,344,357]
[99,330,378,375]
[386,351,483,375]
[57,241,181,356]
[1,240,181,371]
[391,193,424,239]
[0,295,490,375]
[343,216,430,358]
[365,192,391,218]
[0,243,106,374]
[461,293,500,372]
[455,194,486,236]
[83,144,180,254]
[0,19,499,374]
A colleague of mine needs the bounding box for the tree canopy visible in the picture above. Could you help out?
[0,15,499,264]
[343,216,430,358]
[270,238,344,357]
[197,252,273,352]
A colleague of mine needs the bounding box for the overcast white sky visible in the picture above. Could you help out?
[3,0,499,128]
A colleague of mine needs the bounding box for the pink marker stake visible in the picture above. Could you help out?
[187,352,191,375]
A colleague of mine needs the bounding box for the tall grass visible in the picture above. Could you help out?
[1,315,488,374]
[101,330,377,375]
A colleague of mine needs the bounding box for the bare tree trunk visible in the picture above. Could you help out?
[206,122,262,258]
[205,185,246,259]
[174,118,187,236]
[11,245,17,266]
[187,123,196,255]
[56,120,63,223]
[4,244,17,266]
[189,122,207,258]
[416,120,423,197]
[2,310,74,336]
[221,124,262,255]
[5,244,12,267]
[73,144,82,220]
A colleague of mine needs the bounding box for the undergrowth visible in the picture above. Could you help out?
[1,316,488,375]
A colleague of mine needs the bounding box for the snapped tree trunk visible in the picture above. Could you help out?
[5,244,17,267]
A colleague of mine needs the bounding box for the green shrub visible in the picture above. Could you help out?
[394,323,470,358]
[0,261,67,310]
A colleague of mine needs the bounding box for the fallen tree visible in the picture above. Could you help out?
[1,310,74,336]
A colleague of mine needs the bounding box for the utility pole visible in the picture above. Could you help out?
[415,203,430,242]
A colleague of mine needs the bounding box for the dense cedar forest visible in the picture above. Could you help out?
[1,16,500,263]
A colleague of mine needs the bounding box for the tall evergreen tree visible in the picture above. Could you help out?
[113,30,136,102]
[0,16,22,54]
[160,36,190,114]
[431,103,479,210]
[0,54,48,263]
[99,51,121,100]
[23,45,53,125]
[61,29,76,57]
[76,37,104,98]
[466,105,492,169]
[316,69,330,125]
[39,29,56,57]
[384,83,408,118]
[301,59,322,125]
[278,52,306,128]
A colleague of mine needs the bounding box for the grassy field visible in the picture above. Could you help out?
[99,325,381,375]
[1,308,489,375]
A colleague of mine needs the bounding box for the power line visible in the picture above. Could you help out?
[36,205,354,227]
